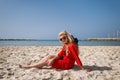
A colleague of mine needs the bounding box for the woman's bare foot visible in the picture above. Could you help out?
[19,64,31,69]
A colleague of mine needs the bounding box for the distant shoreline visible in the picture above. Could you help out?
[88,38,120,40]
[0,39,36,41]
[0,39,120,46]
[0,39,58,41]
[0,38,120,41]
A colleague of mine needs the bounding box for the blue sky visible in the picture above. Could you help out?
[0,0,120,39]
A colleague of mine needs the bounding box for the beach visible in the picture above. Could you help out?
[0,46,120,80]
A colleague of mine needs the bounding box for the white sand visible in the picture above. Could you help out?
[0,46,120,80]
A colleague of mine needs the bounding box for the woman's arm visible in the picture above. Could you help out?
[69,43,91,72]
[69,43,83,67]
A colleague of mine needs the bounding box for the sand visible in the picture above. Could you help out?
[0,46,120,80]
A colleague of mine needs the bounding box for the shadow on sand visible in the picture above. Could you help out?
[73,65,112,71]
[35,65,112,72]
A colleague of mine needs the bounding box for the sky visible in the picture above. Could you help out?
[0,0,120,39]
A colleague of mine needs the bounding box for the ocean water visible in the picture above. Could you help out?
[0,40,120,46]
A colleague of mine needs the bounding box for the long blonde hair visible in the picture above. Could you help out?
[58,30,74,44]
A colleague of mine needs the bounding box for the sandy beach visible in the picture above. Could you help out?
[0,46,120,80]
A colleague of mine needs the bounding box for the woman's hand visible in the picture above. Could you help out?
[48,59,54,66]
[82,68,91,72]
[48,55,59,66]
[81,67,91,72]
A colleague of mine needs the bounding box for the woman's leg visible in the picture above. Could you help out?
[19,55,55,68]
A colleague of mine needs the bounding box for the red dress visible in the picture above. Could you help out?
[52,42,83,70]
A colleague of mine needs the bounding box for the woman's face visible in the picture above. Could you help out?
[59,35,69,44]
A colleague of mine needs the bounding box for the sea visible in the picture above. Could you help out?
[0,40,120,46]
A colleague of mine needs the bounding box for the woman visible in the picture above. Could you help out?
[19,30,89,72]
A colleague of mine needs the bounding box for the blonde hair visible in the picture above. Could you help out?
[58,30,74,43]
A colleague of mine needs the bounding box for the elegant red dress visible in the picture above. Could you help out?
[52,42,83,70]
